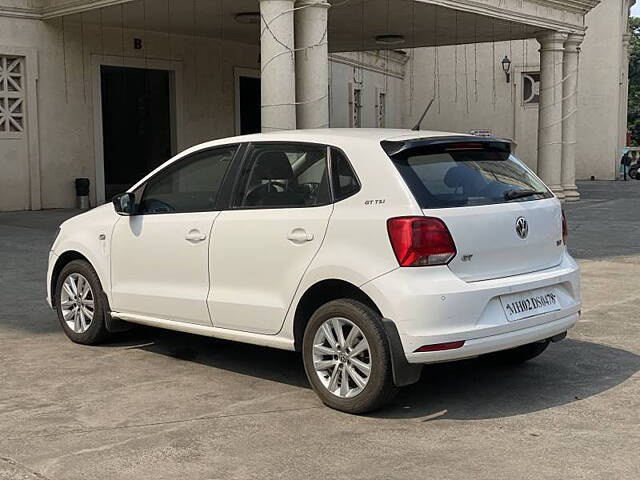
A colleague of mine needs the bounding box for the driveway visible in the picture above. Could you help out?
[1,181,639,479]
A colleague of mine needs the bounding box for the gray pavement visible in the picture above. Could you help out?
[0,181,639,479]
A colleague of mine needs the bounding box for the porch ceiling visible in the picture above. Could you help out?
[59,0,589,53]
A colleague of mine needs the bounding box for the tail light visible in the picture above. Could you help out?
[562,209,568,245]
[387,217,457,267]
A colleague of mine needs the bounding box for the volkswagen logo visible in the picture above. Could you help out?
[516,217,529,239]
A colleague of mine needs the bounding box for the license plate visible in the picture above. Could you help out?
[500,287,561,322]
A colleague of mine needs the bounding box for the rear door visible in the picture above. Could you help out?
[208,143,333,334]
[385,139,564,282]
[110,146,237,325]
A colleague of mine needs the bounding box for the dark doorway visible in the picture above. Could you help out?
[238,75,261,135]
[101,65,173,200]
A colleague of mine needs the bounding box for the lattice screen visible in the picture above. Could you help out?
[0,55,25,136]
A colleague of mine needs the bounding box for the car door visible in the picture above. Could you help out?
[110,145,238,325]
[208,142,334,334]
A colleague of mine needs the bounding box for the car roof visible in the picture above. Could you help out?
[184,129,474,153]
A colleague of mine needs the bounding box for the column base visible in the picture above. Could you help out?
[562,186,580,202]
[549,186,565,200]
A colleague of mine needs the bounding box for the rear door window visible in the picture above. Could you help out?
[385,141,552,208]
[233,144,331,208]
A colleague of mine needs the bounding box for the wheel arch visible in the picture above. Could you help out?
[292,278,382,352]
[50,250,92,308]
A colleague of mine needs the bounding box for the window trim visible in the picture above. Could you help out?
[329,146,362,203]
[229,141,334,211]
[132,144,242,215]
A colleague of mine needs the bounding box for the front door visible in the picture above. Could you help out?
[110,146,237,325]
[101,65,172,200]
[208,143,333,334]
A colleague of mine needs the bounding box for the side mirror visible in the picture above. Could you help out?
[112,192,136,216]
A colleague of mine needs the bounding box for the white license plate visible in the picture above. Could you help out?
[500,287,561,322]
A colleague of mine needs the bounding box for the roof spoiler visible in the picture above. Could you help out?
[381,136,513,157]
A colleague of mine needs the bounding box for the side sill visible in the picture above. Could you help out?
[111,312,296,351]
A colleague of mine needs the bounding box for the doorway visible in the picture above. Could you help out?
[235,69,261,135]
[100,65,173,200]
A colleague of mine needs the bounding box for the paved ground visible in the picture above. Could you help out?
[0,181,639,480]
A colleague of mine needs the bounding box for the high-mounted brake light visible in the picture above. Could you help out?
[562,209,568,245]
[387,217,457,267]
[444,143,484,151]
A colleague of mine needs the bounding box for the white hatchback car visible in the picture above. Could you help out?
[47,129,580,413]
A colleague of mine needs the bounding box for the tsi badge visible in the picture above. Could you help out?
[516,217,529,240]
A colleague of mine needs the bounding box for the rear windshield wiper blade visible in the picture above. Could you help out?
[504,189,546,201]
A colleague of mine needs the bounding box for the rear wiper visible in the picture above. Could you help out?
[504,189,546,201]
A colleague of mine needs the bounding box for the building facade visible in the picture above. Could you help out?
[403,0,634,185]
[0,0,603,211]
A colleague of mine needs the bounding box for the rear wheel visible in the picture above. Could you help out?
[302,299,398,414]
[489,340,550,364]
[55,260,110,345]
[629,167,639,180]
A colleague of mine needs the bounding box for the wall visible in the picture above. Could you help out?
[403,0,630,179]
[576,0,628,180]
[0,15,259,211]
[402,39,542,170]
[329,51,406,129]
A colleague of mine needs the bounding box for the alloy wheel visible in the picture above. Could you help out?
[312,317,371,398]
[60,273,95,334]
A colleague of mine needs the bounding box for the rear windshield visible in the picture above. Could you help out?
[385,141,552,209]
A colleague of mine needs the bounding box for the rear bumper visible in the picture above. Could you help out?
[361,251,580,364]
[405,312,578,364]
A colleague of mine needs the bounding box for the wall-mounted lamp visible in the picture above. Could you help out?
[501,56,512,83]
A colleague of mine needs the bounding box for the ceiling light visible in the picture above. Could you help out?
[375,34,405,45]
[234,12,260,25]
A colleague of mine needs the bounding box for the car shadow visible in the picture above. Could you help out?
[119,328,639,420]
[373,339,640,420]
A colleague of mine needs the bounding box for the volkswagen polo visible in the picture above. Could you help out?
[47,129,580,413]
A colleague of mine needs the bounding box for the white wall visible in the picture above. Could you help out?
[0,15,259,210]
[329,52,405,129]
[403,0,630,180]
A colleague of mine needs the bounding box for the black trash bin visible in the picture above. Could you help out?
[75,178,90,210]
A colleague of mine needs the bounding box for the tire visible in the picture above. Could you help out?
[489,340,550,364]
[55,259,110,345]
[629,168,639,180]
[302,299,398,414]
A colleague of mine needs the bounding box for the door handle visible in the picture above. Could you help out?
[287,228,314,244]
[185,229,207,243]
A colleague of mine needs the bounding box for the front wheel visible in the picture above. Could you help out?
[55,260,110,345]
[629,168,639,180]
[302,299,398,414]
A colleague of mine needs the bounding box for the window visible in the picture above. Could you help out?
[234,144,330,208]
[138,146,236,214]
[349,83,362,128]
[386,143,552,209]
[376,89,386,128]
[331,148,360,201]
[523,72,540,105]
[0,55,25,137]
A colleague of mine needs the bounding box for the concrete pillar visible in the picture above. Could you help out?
[295,0,330,129]
[561,33,584,202]
[536,31,568,199]
[260,0,296,131]
[619,33,632,159]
